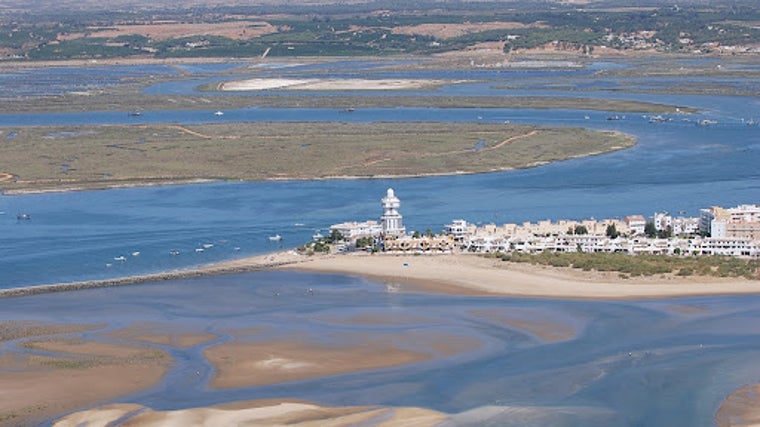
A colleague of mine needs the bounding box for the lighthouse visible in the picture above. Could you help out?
[380,188,406,237]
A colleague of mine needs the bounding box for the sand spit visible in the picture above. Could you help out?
[218,77,453,91]
[285,253,760,300]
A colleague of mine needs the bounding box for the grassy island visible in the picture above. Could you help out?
[0,122,634,193]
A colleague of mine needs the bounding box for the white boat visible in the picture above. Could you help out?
[269,234,282,242]
[202,243,214,249]
[169,249,180,256]
[131,251,140,257]
[214,111,224,116]
[195,248,204,253]
[114,256,127,262]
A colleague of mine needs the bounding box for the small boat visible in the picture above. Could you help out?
[202,243,214,249]
[607,115,622,121]
[214,111,224,116]
[697,119,718,126]
[131,251,140,257]
[269,234,282,242]
[114,256,127,262]
[127,111,142,117]
[17,213,31,220]
[169,249,180,256]
[195,248,204,253]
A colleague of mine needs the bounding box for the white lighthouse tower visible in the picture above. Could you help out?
[380,188,406,237]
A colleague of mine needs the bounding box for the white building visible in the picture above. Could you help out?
[445,219,473,242]
[653,212,700,236]
[625,215,646,236]
[330,220,382,241]
[380,188,406,237]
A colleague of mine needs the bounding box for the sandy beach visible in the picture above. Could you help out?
[283,252,760,300]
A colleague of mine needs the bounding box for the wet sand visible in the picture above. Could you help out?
[0,322,171,425]
[204,329,481,389]
[716,383,760,427]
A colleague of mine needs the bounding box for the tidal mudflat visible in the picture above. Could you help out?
[2,270,759,426]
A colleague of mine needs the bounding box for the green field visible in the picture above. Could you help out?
[0,91,694,114]
[492,251,760,280]
[0,122,634,193]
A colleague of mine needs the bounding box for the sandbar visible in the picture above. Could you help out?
[204,328,480,389]
[53,400,446,427]
[716,383,760,427]
[219,77,451,91]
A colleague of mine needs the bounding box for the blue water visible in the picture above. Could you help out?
[1,96,758,288]
[1,59,760,426]
[3,272,759,426]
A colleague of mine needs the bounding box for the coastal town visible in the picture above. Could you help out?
[327,188,760,258]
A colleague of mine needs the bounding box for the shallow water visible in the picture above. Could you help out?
[3,271,759,426]
[0,59,759,426]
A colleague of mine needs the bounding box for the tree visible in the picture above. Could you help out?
[657,225,673,239]
[425,228,434,237]
[606,223,620,239]
[645,221,657,238]
[574,225,589,235]
[412,230,421,238]
[328,229,344,243]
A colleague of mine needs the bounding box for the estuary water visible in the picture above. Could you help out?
[1,92,759,288]
[0,60,759,426]
[3,271,760,427]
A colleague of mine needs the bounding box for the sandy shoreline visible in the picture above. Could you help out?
[4,251,759,300]
[284,253,760,299]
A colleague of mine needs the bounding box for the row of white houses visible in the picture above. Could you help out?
[460,234,760,257]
